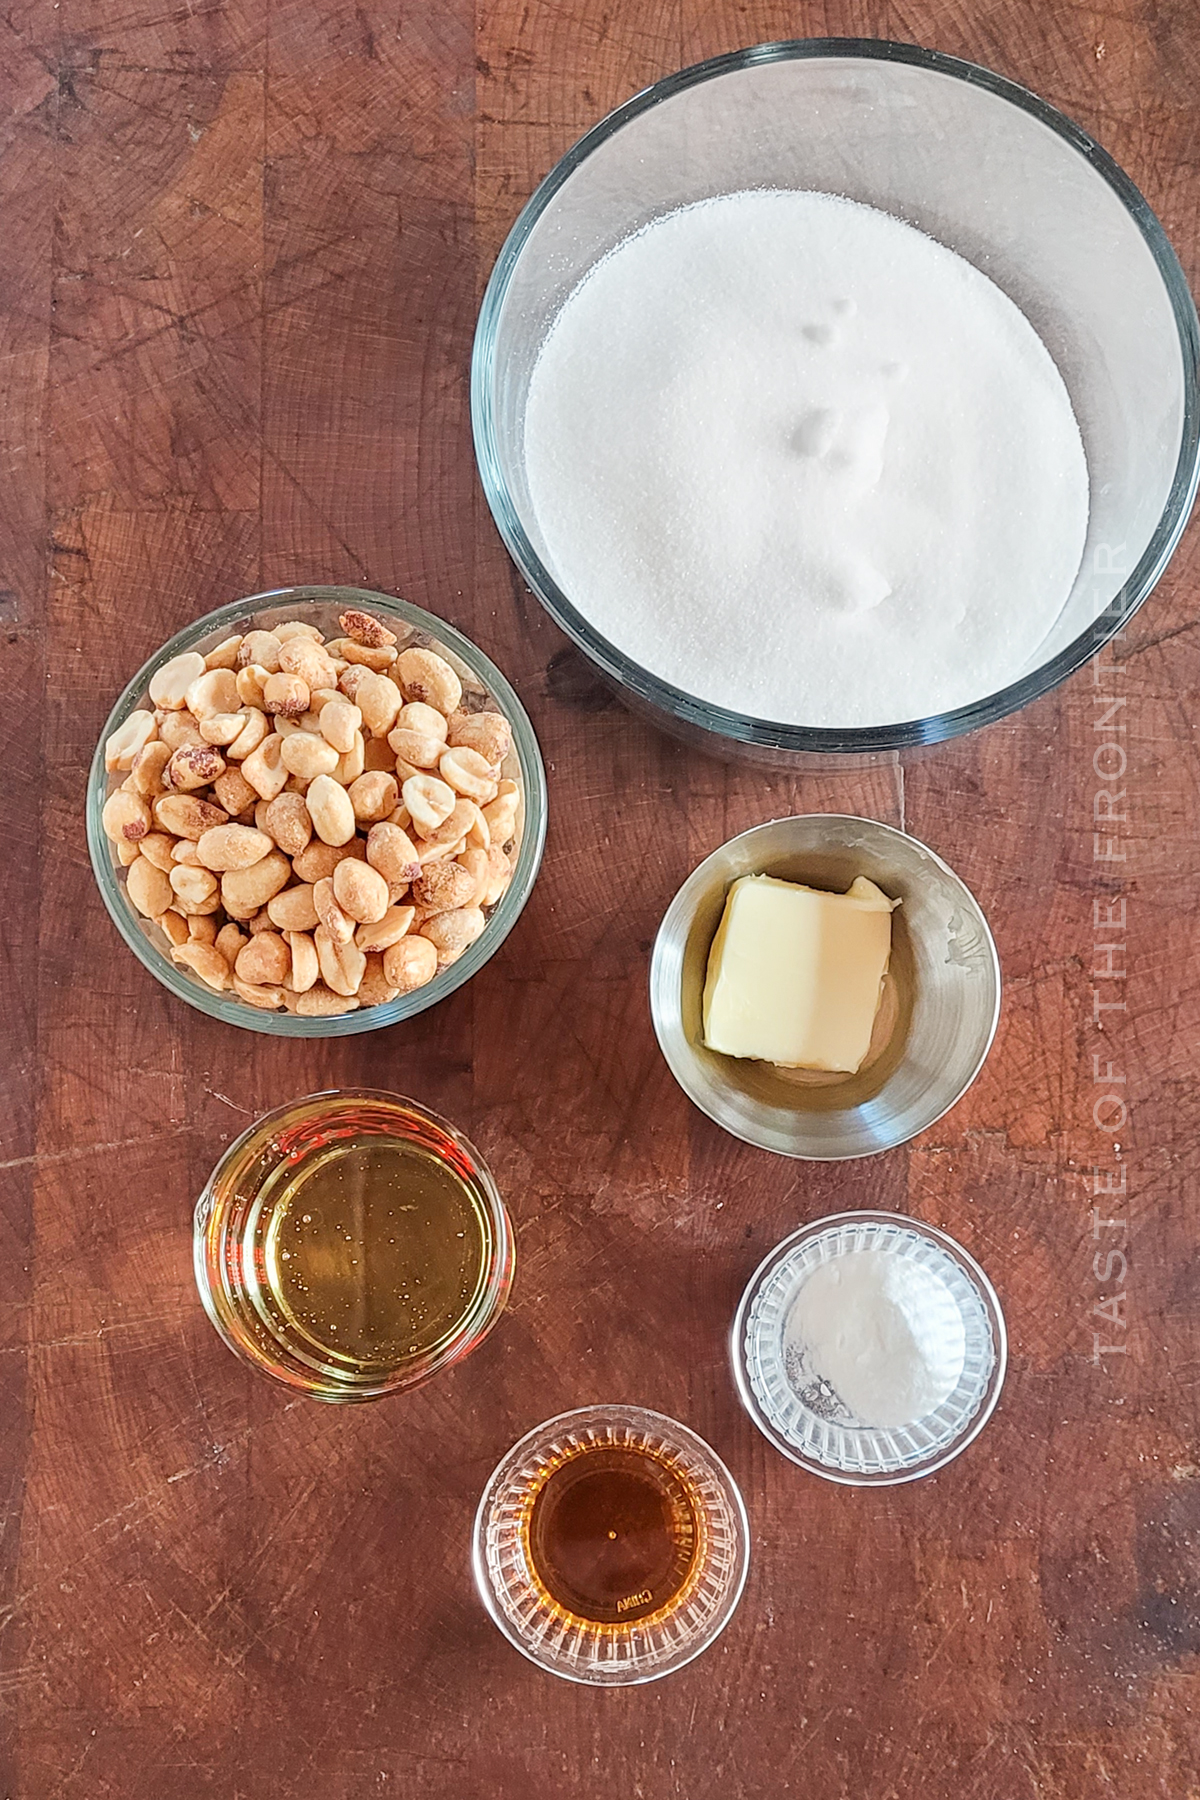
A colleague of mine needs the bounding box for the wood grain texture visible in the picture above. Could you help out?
[2,0,1199,1793]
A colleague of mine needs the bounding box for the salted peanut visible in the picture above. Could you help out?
[413,859,478,915]
[454,846,491,907]
[483,843,514,907]
[198,711,247,747]
[170,942,231,990]
[156,908,190,947]
[235,930,291,987]
[414,799,475,857]
[226,706,269,762]
[203,634,243,670]
[125,856,174,917]
[483,780,519,846]
[337,641,398,671]
[306,773,355,847]
[395,700,447,741]
[387,725,443,769]
[235,664,270,709]
[102,789,151,843]
[279,729,339,782]
[439,745,498,804]
[296,710,326,734]
[169,863,219,908]
[275,620,324,644]
[350,672,402,739]
[464,801,489,851]
[231,976,284,1010]
[153,793,227,839]
[256,791,309,859]
[344,770,397,826]
[159,709,205,753]
[396,647,462,716]
[186,668,241,721]
[220,849,291,918]
[420,905,485,968]
[354,904,415,953]
[105,709,157,771]
[248,910,277,934]
[382,934,438,993]
[149,651,207,710]
[335,733,366,786]
[121,746,168,800]
[284,929,319,993]
[115,837,141,866]
[278,637,339,692]
[215,922,249,963]
[241,732,288,801]
[338,607,397,649]
[188,913,219,945]
[296,983,359,1017]
[402,773,456,837]
[365,821,422,888]
[166,744,225,792]
[357,954,401,1007]
[171,837,201,865]
[138,832,176,873]
[387,803,413,833]
[271,716,304,739]
[212,766,257,817]
[447,710,512,766]
[313,876,355,944]
[263,671,310,718]
[360,737,395,774]
[337,663,373,704]
[318,698,361,755]
[196,824,273,872]
[238,630,282,672]
[264,884,318,932]
[315,925,366,997]
[333,857,389,925]
[292,838,362,884]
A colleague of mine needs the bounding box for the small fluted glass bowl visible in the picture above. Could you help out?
[733,1212,1007,1484]
[86,585,547,1035]
[473,1405,750,1684]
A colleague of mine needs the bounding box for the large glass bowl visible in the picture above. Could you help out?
[473,39,1200,760]
[86,585,547,1036]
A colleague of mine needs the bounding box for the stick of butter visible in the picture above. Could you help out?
[702,874,899,1074]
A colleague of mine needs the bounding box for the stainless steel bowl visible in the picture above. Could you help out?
[649,816,1001,1160]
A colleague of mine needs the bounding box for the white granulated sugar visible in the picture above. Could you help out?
[523,190,1090,727]
[784,1249,967,1430]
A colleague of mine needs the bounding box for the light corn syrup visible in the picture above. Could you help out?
[523,190,1090,728]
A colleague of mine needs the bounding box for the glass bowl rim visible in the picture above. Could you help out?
[471,35,1200,754]
[731,1209,1009,1484]
[86,584,548,1037]
[471,1401,752,1684]
[192,1086,515,1399]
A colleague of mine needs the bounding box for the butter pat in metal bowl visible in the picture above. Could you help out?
[649,816,1001,1160]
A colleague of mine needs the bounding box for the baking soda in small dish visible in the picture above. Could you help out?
[523,189,1090,728]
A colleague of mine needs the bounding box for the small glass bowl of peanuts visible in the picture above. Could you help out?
[86,586,547,1035]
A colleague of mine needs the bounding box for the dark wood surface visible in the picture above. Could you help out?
[3,1,1199,1794]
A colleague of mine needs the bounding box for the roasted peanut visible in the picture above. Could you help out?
[335,732,366,786]
[396,701,448,742]
[315,925,366,997]
[170,942,231,990]
[156,909,190,947]
[158,710,205,752]
[278,637,339,692]
[153,793,228,839]
[413,859,478,915]
[215,922,249,963]
[357,954,400,1007]
[292,838,363,884]
[220,850,292,918]
[482,780,519,847]
[387,726,443,769]
[171,838,202,865]
[365,822,422,887]
[149,652,207,710]
[348,672,401,739]
[187,913,219,945]
[139,832,177,872]
[334,641,399,671]
[227,706,269,761]
[203,635,243,670]
[313,876,356,944]
[263,671,311,717]
[306,773,355,846]
[354,904,415,953]
[169,864,219,909]
[280,729,339,782]
[295,983,359,1016]
[212,765,258,817]
[248,910,277,934]
[185,668,241,720]
[105,709,158,771]
[318,698,361,754]
[115,837,141,867]
[338,607,397,649]
[347,771,398,825]
[235,930,291,987]
[196,824,273,872]
[102,789,151,843]
[439,745,498,804]
[267,883,321,932]
[382,934,438,993]
[275,620,324,644]
[198,711,247,747]
[233,976,287,1010]
[126,855,174,917]
[396,647,462,715]
[457,845,491,906]
[363,736,397,773]
[447,710,512,766]
[482,843,514,907]
[420,905,485,967]
[261,791,313,858]
[241,732,288,801]
[166,744,225,792]
[284,929,319,993]
[332,858,389,925]
[238,630,282,672]
[235,664,270,709]
[402,774,456,837]
[415,799,475,857]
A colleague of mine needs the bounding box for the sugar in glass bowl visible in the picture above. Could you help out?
[473,39,1200,761]
[86,586,547,1036]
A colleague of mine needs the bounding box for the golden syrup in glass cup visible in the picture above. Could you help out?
[194,1090,513,1401]
[474,1407,749,1684]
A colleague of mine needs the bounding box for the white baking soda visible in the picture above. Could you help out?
[784,1249,967,1430]
[523,190,1090,728]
